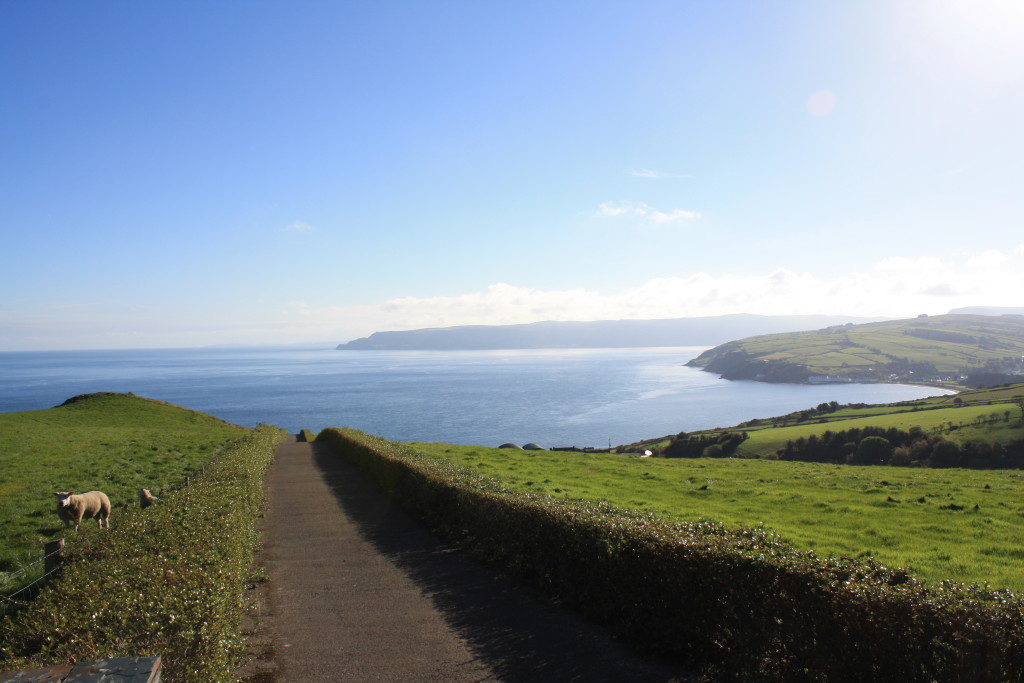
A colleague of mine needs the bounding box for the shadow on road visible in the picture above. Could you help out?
[310,441,699,683]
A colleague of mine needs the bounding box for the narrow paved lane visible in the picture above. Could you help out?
[260,435,693,682]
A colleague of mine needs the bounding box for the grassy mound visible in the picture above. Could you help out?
[0,393,283,682]
[0,393,245,596]
[0,425,281,681]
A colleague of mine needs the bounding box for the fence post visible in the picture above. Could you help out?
[44,538,65,578]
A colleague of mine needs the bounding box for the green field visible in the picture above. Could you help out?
[627,383,1024,458]
[406,384,1024,591]
[0,393,245,596]
[737,401,1024,457]
[405,441,1024,591]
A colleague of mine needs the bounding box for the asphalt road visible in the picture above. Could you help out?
[258,435,697,682]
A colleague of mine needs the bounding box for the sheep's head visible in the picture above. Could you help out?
[54,492,74,507]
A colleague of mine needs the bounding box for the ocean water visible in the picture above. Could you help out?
[0,346,951,447]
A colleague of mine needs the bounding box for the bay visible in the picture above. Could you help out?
[0,346,950,447]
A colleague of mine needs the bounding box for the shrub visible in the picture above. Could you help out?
[0,425,283,682]
[318,427,1024,682]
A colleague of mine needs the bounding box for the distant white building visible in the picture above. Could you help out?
[807,375,852,384]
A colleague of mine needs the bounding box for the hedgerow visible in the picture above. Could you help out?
[777,424,1024,469]
[0,424,283,682]
[318,427,1024,682]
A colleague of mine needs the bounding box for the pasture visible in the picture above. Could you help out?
[0,392,244,597]
[407,441,1024,591]
[631,382,1024,457]
[737,401,1024,457]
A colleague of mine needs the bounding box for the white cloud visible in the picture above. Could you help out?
[596,201,699,224]
[647,208,700,223]
[967,249,1009,268]
[313,248,1024,339]
[806,89,838,117]
[874,256,945,272]
[283,221,316,233]
[4,249,1023,351]
[596,202,633,217]
[630,169,690,179]
[923,283,960,296]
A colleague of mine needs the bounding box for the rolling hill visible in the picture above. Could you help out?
[686,313,1024,388]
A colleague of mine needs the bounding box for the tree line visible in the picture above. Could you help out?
[775,425,1024,469]
[663,431,749,458]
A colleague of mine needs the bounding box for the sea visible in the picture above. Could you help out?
[0,346,952,448]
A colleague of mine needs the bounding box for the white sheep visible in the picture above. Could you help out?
[54,491,111,531]
[138,488,159,509]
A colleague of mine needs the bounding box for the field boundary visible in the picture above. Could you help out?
[318,427,1024,681]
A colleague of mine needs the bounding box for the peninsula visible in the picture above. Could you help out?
[687,312,1024,389]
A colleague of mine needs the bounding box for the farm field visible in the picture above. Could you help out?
[0,393,245,598]
[407,441,1024,591]
[633,382,1024,457]
[737,401,1024,457]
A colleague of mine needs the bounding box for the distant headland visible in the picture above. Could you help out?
[337,314,885,351]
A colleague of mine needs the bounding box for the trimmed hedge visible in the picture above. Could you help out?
[319,427,1024,682]
[0,425,283,682]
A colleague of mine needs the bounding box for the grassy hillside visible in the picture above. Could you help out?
[0,392,245,598]
[688,378,1024,458]
[729,383,1024,458]
[408,440,1024,591]
[624,382,1024,456]
[1,413,280,682]
[687,313,1024,387]
[407,383,1024,590]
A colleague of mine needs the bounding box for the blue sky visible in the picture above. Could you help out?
[2,1,1023,350]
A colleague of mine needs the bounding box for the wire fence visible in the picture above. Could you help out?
[0,532,103,618]
[1,446,232,619]
[0,564,64,615]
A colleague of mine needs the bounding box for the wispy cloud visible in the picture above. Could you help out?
[647,208,700,223]
[629,168,690,179]
[283,220,316,233]
[806,89,838,117]
[596,202,633,218]
[966,249,1009,268]
[596,201,699,224]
